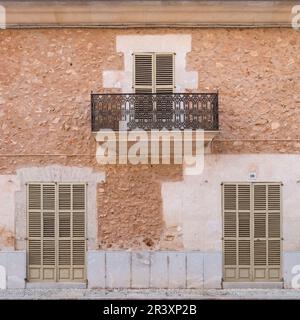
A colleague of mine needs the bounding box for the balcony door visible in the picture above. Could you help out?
[133,53,175,128]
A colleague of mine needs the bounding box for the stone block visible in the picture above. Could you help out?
[150,251,168,288]
[168,252,186,288]
[187,252,203,289]
[131,251,150,288]
[87,250,105,288]
[106,251,130,288]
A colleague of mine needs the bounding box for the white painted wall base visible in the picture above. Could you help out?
[0,249,298,289]
[0,251,26,289]
[283,251,300,289]
[87,250,222,289]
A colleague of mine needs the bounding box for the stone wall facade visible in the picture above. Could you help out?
[0,27,300,265]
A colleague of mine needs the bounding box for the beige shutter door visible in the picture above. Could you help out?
[223,183,251,281]
[58,183,86,282]
[253,183,281,281]
[223,182,281,282]
[28,183,56,282]
[28,183,86,282]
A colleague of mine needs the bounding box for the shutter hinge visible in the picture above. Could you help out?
[24,237,28,241]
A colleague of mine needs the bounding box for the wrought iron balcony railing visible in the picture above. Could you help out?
[91,93,219,131]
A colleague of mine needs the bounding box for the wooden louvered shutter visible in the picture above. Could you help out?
[28,183,86,283]
[253,183,281,281]
[133,53,175,122]
[155,54,174,121]
[58,184,86,282]
[155,54,174,94]
[223,183,251,281]
[223,182,281,282]
[28,183,56,281]
[134,53,153,120]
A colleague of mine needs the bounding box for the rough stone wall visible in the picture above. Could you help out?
[98,165,182,250]
[1,28,300,174]
[1,28,300,249]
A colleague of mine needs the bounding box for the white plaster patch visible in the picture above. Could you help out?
[103,35,198,92]
[15,165,105,251]
[162,154,300,252]
[0,175,20,250]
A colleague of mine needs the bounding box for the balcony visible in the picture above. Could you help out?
[91,92,219,155]
[91,92,219,132]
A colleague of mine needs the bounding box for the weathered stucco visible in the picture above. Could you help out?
[1,28,300,250]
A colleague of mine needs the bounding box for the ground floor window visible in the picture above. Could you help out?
[223,182,282,282]
[27,183,86,282]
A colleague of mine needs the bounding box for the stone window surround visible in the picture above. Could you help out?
[14,165,105,252]
[103,35,198,93]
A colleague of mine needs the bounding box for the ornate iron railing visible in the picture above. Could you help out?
[91,93,219,131]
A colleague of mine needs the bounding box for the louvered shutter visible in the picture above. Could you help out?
[253,183,281,281]
[155,54,174,121]
[58,183,86,282]
[223,183,251,281]
[28,183,56,282]
[134,53,153,120]
[28,183,86,282]
[155,54,174,93]
[223,182,281,282]
[133,53,174,121]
